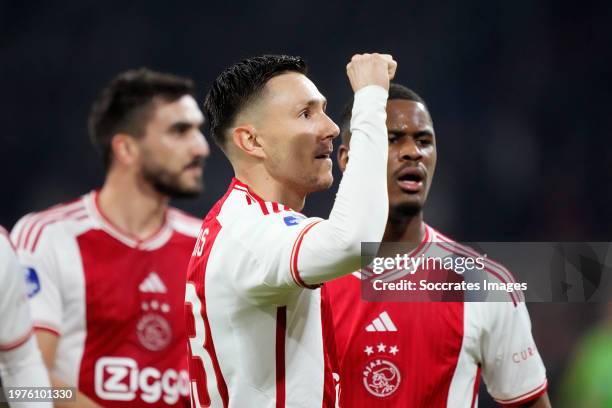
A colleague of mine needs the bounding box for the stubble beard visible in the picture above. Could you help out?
[142,162,203,199]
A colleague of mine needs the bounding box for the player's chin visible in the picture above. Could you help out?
[175,177,204,198]
[319,171,334,189]
[390,193,424,214]
[308,172,334,193]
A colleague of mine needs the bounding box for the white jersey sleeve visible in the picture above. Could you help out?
[11,218,63,333]
[478,302,548,405]
[295,85,389,285]
[226,85,389,303]
[0,227,52,399]
[0,229,32,349]
[1,337,52,392]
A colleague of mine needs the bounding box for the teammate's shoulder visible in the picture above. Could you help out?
[426,224,524,305]
[0,225,16,253]
[11,193,92,252]
[427,224,509,273]
[0,225,11,242]
[167,207,202,238]
[424,224,456,245]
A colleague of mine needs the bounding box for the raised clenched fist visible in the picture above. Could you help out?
[346,53,397,92]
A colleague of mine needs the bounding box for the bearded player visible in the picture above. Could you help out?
[185,53,394,407]
[11,69,209,407]
[326,83,551,407]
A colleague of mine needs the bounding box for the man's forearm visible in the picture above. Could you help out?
[298,85,390,285]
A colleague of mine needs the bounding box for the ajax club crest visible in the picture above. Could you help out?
[362,342,401,398]
[137,300,173,351]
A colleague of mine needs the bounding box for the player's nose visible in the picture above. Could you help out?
[399,138,422,161]
[322,113,340,140]
[193,131,210,158]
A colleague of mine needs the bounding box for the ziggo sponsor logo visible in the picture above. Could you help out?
[95,357,189,404]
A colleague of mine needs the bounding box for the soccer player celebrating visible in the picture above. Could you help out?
[11,69,209,407]
[185,53,395,407]
[0,226,52,407]
[327,83,550,407]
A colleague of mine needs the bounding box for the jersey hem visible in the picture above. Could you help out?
[494,378,548,406]
[0,328,32,351]
[33,323,60,336]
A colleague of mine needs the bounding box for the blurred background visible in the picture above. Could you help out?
[1,1,610,406]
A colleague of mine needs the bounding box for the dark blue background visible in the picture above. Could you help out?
[1,1,610,405]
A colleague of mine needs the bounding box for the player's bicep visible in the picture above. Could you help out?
[480,303,548,405]
[229,214,322,302]
[14,234,64,331]
[294,219,365,286]
[0,238,34,347]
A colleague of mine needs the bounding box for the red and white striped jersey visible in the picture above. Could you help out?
[11,191,201,407]
[184,85,391,408]
[0,226,52,398]
[185,179,337,408]
[0,226,33,352]
[327,224,548,407]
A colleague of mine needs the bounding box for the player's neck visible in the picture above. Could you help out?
[383,211,424,245]
[235,170,306,211]
[98,172,169,241]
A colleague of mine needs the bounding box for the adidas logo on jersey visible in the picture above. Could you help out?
[365,311,397,332]
[139,272,167,293]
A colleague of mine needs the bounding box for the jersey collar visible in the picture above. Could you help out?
[86,190,173,250]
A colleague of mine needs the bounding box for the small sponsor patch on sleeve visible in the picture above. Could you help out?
[25,267,41,297]
[283,214,306,226]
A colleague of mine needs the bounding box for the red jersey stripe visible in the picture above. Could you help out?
[435,232,517,286]
[233,180,270,215]
[320,286,337,408]
[186,183,235,407]
[275,306,286,408]
[436,241,519,306]
[290,221,322,289]
[29,210,88,252]
[33,324,60,336]
[471,364,481,408]
[18,200,84,250]
[93,191,170,246]
[494,379,548,406]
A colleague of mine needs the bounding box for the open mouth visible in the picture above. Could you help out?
[315,145,333,160]
[396,167,425,193]
[184,158,204,176]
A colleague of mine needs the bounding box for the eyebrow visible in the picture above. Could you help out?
[168,119,203,132]
[388,129,434,137]
[302,97,327,111]
[414,129,434,137]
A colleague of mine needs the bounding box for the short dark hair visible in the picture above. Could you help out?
[204,55,307,149]
[339,83,428,144]
[88,68,195,169]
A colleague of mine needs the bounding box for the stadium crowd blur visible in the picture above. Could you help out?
[1,1,609,406]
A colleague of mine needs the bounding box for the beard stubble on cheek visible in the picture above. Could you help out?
[141,157,203,199]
